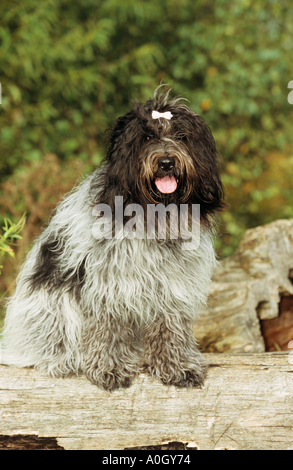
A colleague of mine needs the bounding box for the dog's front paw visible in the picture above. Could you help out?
[85,366,139,391]
[146,359,207,388]
[164,366,207,388]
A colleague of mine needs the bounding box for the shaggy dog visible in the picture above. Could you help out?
[1,87,225,391]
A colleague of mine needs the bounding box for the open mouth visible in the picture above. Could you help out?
[154,175,178,194]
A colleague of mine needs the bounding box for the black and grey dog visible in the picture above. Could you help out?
[1,87,225,391]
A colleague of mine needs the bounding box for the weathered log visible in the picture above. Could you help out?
[1,352,293,450]
[196,219,293,353]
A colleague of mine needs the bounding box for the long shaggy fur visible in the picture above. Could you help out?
[1,87,225,391]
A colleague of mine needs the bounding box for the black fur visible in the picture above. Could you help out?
[90,88,225,225]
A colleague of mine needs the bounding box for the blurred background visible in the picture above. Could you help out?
[1,0,293,328]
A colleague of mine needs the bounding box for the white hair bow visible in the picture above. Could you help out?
[152,110,173,120]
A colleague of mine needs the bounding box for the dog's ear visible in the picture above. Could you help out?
[192,115,226,215]
[106,110,142,161]
[97,110,147,205]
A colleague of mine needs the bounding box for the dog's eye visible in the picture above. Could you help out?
[146,136,150,141]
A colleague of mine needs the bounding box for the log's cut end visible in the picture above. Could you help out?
[1,352,293,450]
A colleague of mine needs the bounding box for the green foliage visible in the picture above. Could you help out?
[0,214,26,274]
[0,0,293,257]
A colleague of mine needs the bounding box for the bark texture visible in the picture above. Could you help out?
[196,219,293,353]
[1,353,293,450]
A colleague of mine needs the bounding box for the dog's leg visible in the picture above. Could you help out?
[143,316,207,387]
[82,315,142,391]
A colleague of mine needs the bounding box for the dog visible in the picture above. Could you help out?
[1,87,225,391]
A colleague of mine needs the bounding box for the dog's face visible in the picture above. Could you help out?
[94,87,225,225]
[139,132,195,205]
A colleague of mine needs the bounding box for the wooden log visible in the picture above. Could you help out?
[1,352,293,450]
[196,220,293,353]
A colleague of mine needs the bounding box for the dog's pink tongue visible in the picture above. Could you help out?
[155,176,177,194]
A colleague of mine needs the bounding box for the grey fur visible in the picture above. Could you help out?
[1,90,222,391]
[1,170,216,389]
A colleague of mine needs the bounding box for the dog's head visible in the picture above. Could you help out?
[95,86,225,224]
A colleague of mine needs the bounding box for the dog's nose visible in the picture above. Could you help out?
[158,156,175,172]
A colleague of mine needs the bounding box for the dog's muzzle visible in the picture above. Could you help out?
[155,156,178,194]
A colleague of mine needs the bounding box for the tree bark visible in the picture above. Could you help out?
[1,352,293,450]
